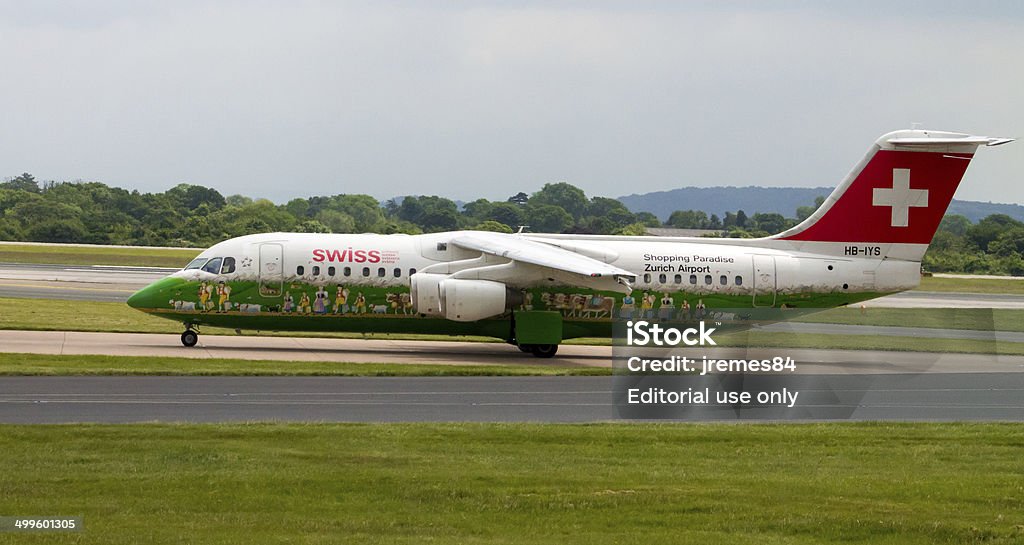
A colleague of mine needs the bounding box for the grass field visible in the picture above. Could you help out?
[919,275,1024,294]
[792,306,1024,332]
[715,330,1019,355]
[0,423,1022,544]
[0,353,606,376]
[0,243,198,268]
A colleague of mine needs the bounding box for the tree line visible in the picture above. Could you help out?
[1,172,1020,274]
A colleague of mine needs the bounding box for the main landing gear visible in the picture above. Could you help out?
[517,344,558,358]
[180,326,199,347]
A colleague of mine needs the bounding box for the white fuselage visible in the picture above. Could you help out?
[179,231,919,301]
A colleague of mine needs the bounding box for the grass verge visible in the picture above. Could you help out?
[0,353,606,376]
[792,306,1024,332]
[919,275,1024,294]
[715,331,1021,355]
[0,243,198,268]
[0,423,1022,544]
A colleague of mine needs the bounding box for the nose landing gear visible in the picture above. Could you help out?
[180,326,199,347]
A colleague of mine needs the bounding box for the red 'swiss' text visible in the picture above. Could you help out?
[312,248,383,263]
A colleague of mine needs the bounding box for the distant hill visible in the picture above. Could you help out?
[617,186,1024,224]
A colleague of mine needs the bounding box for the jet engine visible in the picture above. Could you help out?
[410,274,521,322]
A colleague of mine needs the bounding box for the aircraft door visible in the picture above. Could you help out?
[752,255,776,307]
[259,243,283,297]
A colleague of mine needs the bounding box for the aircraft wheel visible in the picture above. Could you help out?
[180,330,199,347]
[529,344,558,358]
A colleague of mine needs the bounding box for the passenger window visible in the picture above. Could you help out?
[296,265,305,276]
[202,258,222,274]
[220,257,236,274]
[344,267,351,277]
[720,275,727,285]
[689,274,697,285]
[328,266,336,277]
[704,275,712,285]
[643,273,651,284]
[312,265,321,276]
[674,274,682,284]
[185,258,207,270]
[658,273,667,284]
[362,267,370,277]
[377,267,386,277]
[735,276,743,286]
[393,268,401,278]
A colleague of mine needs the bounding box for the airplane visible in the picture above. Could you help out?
[127,129,1013,357]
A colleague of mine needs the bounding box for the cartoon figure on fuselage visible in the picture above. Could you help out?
[640,292,654,319]
[217,281,231,312]
[333,286,348,314]
[314,286,328,314]
[198,282,210,311]
[659,294,675,320]
[523,291,533,311]
[203,283,215,311]
[125,129,1014,357]
[619,292,636,319]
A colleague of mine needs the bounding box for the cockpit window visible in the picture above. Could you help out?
[184,258,207,270]
[221,257,236,274]
[202,257,223,274]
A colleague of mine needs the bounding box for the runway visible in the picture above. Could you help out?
[0,262,172,303]
[1,374,1022,423]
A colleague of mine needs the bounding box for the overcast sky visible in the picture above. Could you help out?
[1,1,1022,205]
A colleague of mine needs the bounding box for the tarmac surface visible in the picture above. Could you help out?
[0,263,172,302]
[1,374,1022,423]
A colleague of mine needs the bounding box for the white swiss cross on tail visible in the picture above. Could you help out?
[871,168,928,227]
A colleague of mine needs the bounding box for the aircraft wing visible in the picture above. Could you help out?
[449,232,636,292]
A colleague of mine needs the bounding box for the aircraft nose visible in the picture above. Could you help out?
[126,286,147,309]
[126,276,180,310]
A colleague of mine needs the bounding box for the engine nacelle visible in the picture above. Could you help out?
[410,273,445,317]
[442,279,509,322]
[411,274,516,322]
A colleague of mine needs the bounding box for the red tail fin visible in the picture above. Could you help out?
[775,130,1012,250]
